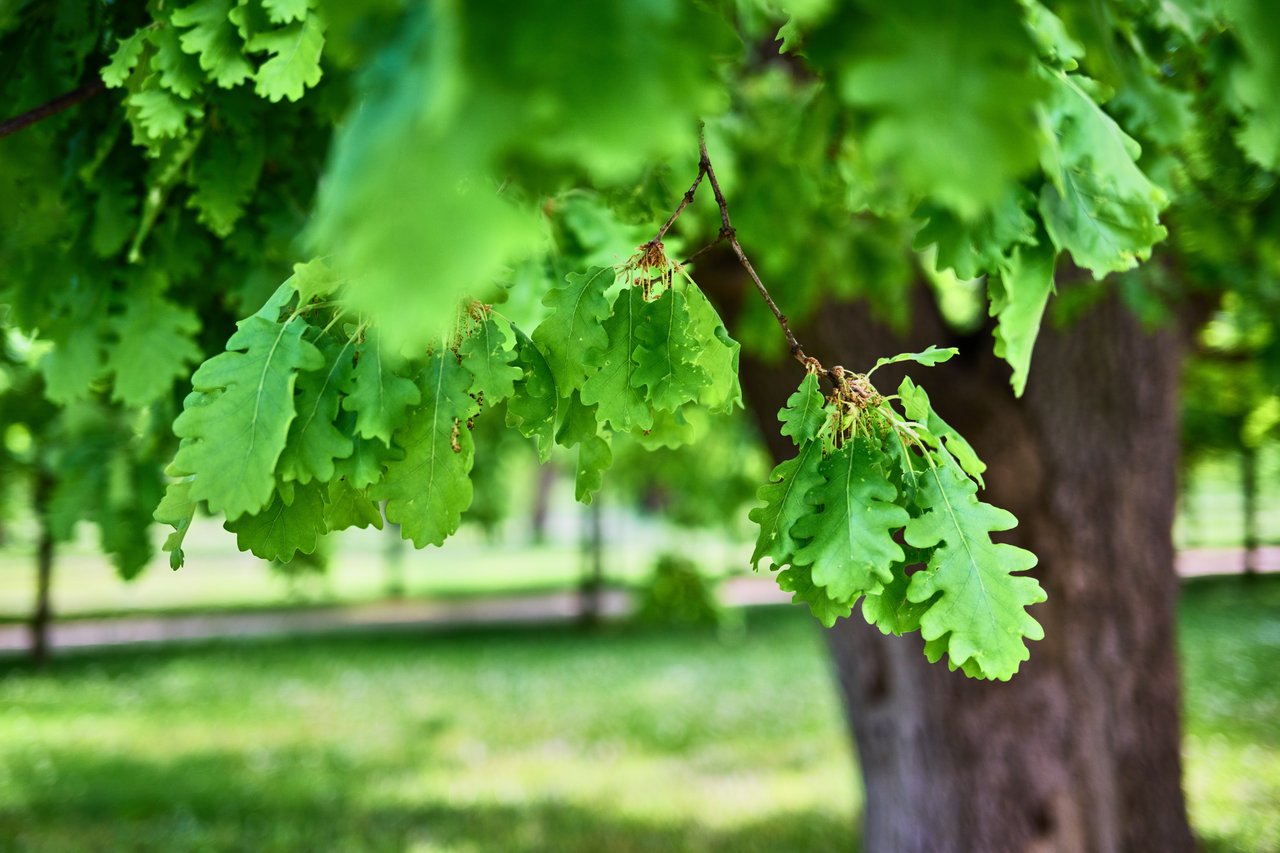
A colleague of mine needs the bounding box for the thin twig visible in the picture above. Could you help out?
[679,232,729,267]
[641,126,839,385]
[695,132,831,380]
[647,167,707,247]
[0,80,105,140]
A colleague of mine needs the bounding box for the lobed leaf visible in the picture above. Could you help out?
[792,437,909,600]
[376,350,478,547]
[225,479,327,561]
[580,287,654,433]
[506,327,558,461]
[778,373,828,446]
[172,291,322,520]
[172,0,254,88]
[631,288,708,414]
[341,330,421,446]
[533,266,614,394]
[278,336,355,484]
[904,453,1045,680]
[460,313,522,406]
[748,438,824,571]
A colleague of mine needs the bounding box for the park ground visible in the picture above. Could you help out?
[0,452,1276,850]
[0,575,1277,852]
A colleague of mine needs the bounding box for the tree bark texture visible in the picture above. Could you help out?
[706,259,1195,852]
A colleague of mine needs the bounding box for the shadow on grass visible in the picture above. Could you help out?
[0,747,856,852]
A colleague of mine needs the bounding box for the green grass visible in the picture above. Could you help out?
[0,609,856,852]
[0,578,1277,851]
[1179,575,1280,852]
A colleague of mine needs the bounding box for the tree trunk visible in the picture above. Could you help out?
[31,472,55,667]
[725,271,1195,851]
[530,464,557,545]
[579,497,604,625]
[1242,445,1259,574]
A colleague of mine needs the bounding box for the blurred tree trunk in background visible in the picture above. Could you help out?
[530,465,557,545]
[579,498,603,626]
[383,522,407,599]
[1242,445,1259,574]
[706,255,1196,850]
[31,471,54,667]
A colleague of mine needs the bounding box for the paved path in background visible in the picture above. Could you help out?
[1,548,1276,656]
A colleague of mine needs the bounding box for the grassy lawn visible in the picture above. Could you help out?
[0,577,1277,851]
[1180,576,1280,852]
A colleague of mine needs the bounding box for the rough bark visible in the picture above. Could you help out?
[704,255,1195,852]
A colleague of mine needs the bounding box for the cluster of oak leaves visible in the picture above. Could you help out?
[158,255,1044,681]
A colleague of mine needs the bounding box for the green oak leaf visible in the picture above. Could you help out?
[334,430,396,490]
[1222,0,1280,169]
[777,564,854,628]
[106,295,202,407]
[41,325,104,405]
[792,437,909,600]
[779,373,828,446]
[278,336,355,484]
[102,28,148,88]
[247,15,325,102]
[128,86,203,139]
[580,287,654,433]
[684,282,742,412]
[376,350,479,547]
[991,238,1055,397]
[341,330,421,445]
[171,0,254,88]
[632,288,707,413]
[1038,69,1168,277]
[225,480,327,561]
[862,554,934,636]
[151,24,204,98]
[898,376,985,486]
[555,391,612,504]
[914,190,1037,280]
[748,438,824,571]
[154,478,196,570]
[188,128,265,236]
[868,344,958,375]
[460,313,522,405]
[904,453,1045,680]
[506,327,558,462]
[290,257,343,305]
[324,479,383,531]
[532,266,614,394]
[263,0,311,25]
[809,0,1045,219]
[172,295,322,521]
